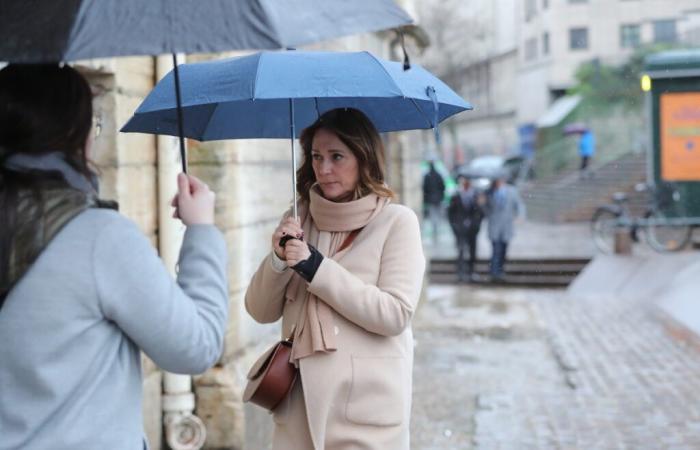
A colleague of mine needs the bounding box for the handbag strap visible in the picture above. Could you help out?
[337,227,363,253]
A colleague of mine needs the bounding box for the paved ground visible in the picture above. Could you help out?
[410,283,700,449]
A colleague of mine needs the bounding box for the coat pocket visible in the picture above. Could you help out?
[345,355,405,427]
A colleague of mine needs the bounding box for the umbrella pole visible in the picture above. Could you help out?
[172,53,188,173]
[289,99,298,219]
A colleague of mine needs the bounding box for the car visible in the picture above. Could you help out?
[456,154,525,190]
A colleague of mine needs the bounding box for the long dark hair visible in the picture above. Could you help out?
[297,108,394,203]
[0,64,94,295]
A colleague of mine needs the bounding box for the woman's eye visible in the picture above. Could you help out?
[332,153,343,161]
[312,154,322,161]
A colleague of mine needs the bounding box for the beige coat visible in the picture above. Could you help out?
[245,203,425,450]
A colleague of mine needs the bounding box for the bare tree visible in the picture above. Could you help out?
[416,0,487,90]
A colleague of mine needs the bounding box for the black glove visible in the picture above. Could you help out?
[291,244,324,282]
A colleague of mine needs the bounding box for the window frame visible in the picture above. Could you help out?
[653,19,677,44]
[569,27,589,51]
[620,23,641,49]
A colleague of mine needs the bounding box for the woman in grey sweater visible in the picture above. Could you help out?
[0,65,229,449]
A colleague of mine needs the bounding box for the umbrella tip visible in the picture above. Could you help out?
[399,29,411,71]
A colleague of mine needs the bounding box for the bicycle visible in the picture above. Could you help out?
[591,182,692,253]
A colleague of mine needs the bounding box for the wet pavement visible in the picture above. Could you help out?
[411,219,700,449]
[410,282,700,449]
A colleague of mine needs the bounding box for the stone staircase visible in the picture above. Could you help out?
[522,152,648,223]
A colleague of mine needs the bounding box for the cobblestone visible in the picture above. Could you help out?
[411,283,700,449]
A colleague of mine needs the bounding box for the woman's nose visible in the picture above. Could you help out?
[319,160,333,174]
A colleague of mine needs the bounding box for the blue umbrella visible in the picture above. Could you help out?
[122,50,472,215]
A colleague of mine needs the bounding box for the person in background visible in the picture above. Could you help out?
[0,64,229,450]
[578,129,596,179]
[447,175,484,282]
[485,175,525,282]
[245,108,425,450]
[422,160,445,242]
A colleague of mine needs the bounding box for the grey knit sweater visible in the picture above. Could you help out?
[0,209,228,450]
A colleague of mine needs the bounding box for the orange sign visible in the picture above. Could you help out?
[660,92,700,181]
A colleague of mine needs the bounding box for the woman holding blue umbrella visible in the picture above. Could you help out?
[245,108,425,449]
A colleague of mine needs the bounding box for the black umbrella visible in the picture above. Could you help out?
[0,0,413,171]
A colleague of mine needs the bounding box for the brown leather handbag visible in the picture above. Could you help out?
[243,335,298,411]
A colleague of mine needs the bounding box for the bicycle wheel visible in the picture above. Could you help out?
[644,210,691,252]
[591,208,620,254]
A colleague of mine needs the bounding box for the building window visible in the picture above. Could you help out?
[525,37,538,61]
[569,28,588,50]
[653,19,677,43]
[543,0,549,9]
[620,24,641,48]
[543,32,550,55]
[525,0,537,22]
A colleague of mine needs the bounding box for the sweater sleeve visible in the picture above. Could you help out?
[307,207,426,337]
[94,219,229,374]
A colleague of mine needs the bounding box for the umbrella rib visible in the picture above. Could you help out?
[201,102,223,141]
[314,97,321,119]
[409,97,434,129]
[365,51,405,98]
[252,53,264,100]
[366,50,436,130]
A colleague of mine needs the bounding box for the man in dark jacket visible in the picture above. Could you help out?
[422,161,446,242]
[447,175,484,282]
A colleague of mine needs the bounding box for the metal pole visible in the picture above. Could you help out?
[172,53,188,173]
[290,99,298,219]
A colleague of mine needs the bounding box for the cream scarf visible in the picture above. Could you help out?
[288,185,389,362]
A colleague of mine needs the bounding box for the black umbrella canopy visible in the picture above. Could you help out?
[0,0,413,62]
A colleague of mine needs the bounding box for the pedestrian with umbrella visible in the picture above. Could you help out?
[563,122,596,179]
[578,128,596,179]
[122,49,471,449]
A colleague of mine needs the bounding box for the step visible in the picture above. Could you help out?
[429,273,575,288]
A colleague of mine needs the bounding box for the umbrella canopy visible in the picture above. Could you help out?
[122,50,471,217]
[0,0,412,62]
[563,122,589,136]
[122,50,472,139]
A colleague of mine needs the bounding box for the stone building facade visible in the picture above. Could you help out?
[77,20,426,450]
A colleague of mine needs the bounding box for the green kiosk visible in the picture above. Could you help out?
[643,49,700,220]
